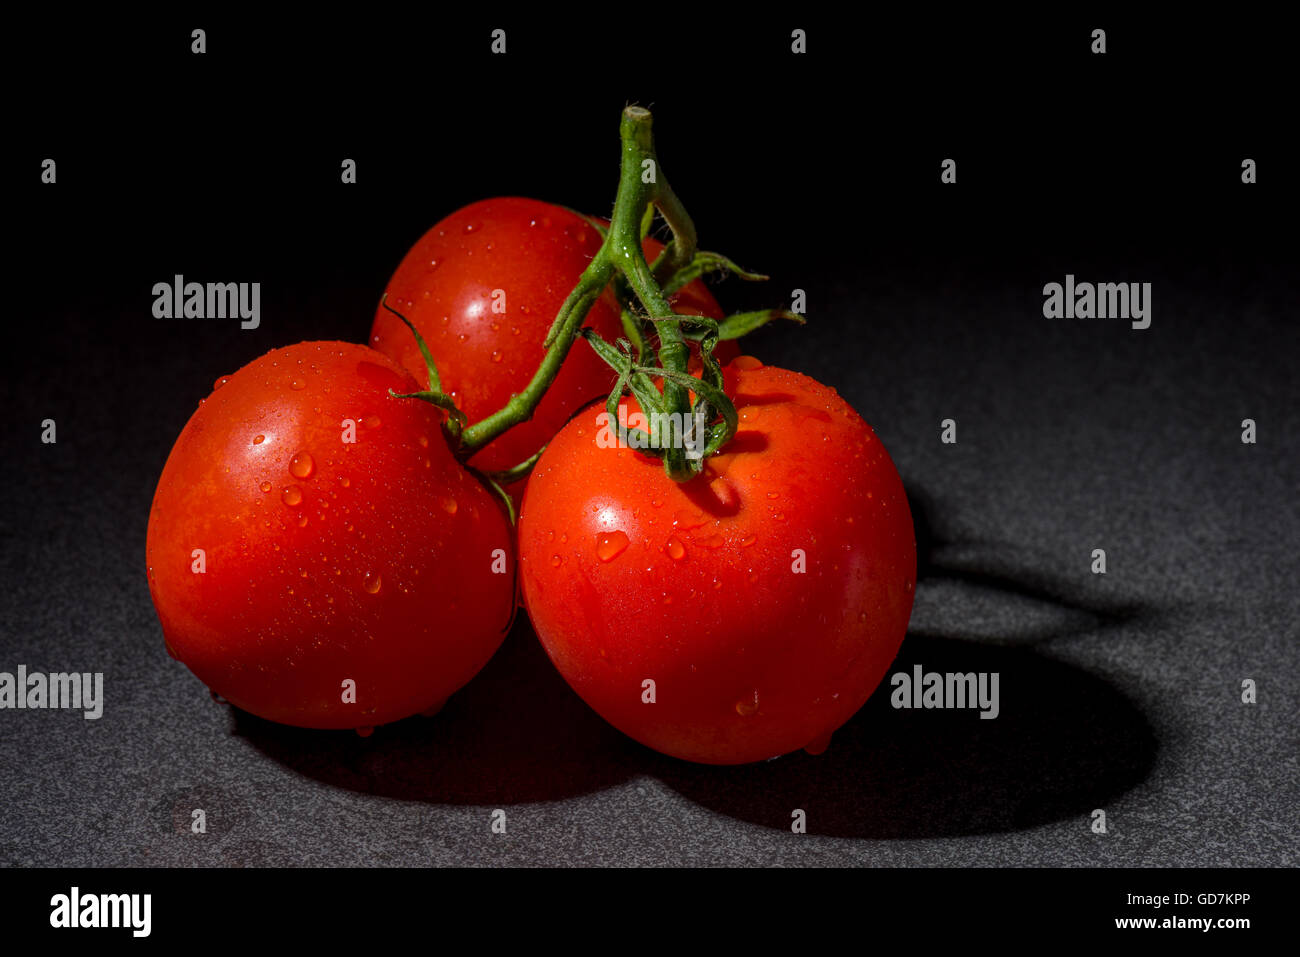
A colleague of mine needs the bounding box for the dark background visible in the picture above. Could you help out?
[2,13,1295,866]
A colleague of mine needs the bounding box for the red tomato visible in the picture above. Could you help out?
[517,357,915,765]
[369,197,731,472]
[145,342,514,729]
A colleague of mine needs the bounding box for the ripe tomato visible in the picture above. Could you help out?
[369,197,730,472]
[145,342,514,729]
[517,357,916,765]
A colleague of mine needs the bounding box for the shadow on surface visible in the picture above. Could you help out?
[654,484,1159,838]
[231,613,641,805]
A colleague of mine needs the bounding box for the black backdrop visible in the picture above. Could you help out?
[3,13,1296,869]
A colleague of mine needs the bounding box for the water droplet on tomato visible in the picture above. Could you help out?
[665,536,687,561]
[550,555,562,567]
[491,350,503,363]
[673,508,707,530]
[356,726,374,738]
[417,435,429,448]
[253,434,266,445]
[735,692,759,717]
[260,481,272,493]
[213,375,230,390]
[290,377,306,391]
[362,414,381,429]
[732,355,763,371]
[338,475,350,488]
[297,515,309,527]
[282,486,303,506]
[463,222,478,234]
[362,571,382,594]
[804,731,833,755]
[289,451,315,479]
[440,498,458,515]
[740,535,757,548]
[596,530,630,562]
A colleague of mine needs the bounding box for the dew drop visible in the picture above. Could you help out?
[440,498,458,515]
[338,475,350,488]
[766,490,779,500]
[550,554,563,567]
[491,350,503,363]
[362,414,381,429]
[596,531,630,562]
[213,375,230,390]
[417,435,429,448]
[253,434,266,445]
[665,536,687,561]
[362,572,382,594]
[281,486,303,507]
[259,481,272,493]
[289,451,315,479]
[804,730,833,756]
[290,377,306,391]
[735,691,760,717]
[297,514,309,527]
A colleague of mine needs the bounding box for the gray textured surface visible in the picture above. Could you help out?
[2,257,1296,867]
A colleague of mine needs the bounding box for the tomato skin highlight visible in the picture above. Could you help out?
[517,359,916,765]
[369,197,730,472]
[145,341,514,729]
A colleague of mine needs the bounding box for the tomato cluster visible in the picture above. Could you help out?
[147,183,914,764]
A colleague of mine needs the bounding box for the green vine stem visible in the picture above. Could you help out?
[399,105,795,483]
